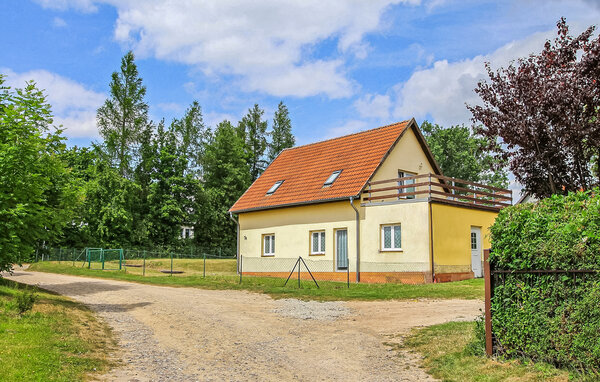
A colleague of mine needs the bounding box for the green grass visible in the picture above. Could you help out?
[118,258,237,276]
[29,261,484,301]
[0,278,115,381]
[402,321,573,382]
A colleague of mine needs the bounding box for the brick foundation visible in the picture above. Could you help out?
[434,272,474,283]
[243,271,474,284]
[243,271,429,284]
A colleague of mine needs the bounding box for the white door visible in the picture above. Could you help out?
[470,227,483,278]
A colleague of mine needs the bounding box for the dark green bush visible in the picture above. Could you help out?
[15,288,37,315]
[489,189,600,374]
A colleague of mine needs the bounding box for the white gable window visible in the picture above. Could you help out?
[323,170,342,187]
[310,231,325,255]
[266,180,284,195]
[263,234,275,256]
[381,224,402,251]
[398,170,416,199]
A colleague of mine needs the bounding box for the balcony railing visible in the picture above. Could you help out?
[362,173,512,211]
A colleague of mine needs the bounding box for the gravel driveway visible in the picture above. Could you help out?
[5,270,482,381]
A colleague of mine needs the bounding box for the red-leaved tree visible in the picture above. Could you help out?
[469,18,600,198]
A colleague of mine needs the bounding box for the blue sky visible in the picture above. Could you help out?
[2,0,599,156]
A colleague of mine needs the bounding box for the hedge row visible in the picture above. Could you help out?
[489,190,600,373]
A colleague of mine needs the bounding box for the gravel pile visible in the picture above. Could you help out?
[272,298,352,321]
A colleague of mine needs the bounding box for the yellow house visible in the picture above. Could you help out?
[229,119,511,284]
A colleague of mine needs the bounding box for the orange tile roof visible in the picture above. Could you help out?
[230,120,413,213]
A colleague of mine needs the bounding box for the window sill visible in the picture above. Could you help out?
[309,253,326,256]
[379,249,403,253]
[262,254,275,257]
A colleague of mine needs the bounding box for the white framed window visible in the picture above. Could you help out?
[381,224,402,251]
[310,231,326,255]
[471,232,478,250]
[398,170,416,199]
[263,234,275,256]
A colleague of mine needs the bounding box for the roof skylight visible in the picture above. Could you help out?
[323,170,342,187]
[266,180,284,195]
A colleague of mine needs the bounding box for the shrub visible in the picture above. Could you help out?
[489,189,600,375]
[465,313,486,356]
[16,288,37,315]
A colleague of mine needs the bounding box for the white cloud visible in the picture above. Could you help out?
[323,119,369,140]
[392,30,557,126]
[52,17,67,28]
[35,0,417,98]
[354,93,392,120]
[1,68,105,139]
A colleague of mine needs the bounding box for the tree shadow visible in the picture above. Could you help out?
[46,281,133,296]
[85,301,152,313]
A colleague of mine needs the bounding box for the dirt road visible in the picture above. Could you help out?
[5,270,482,381]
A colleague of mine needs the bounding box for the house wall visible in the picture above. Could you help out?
[431,202,498,282]
[239,200,360,276]
[370,126,436,182]
[238,199,432,283]
[366,126,442,202]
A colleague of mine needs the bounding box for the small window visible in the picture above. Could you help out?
[471,232,477,250]
[311,231,326,255]
[398,170,416,200]
[263,234,275,256]
[381,224,402,251]
[185,229,191,238]
[266,180,284,195]
[323,170,342,187]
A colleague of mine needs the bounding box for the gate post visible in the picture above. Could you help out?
[484,248,493,356]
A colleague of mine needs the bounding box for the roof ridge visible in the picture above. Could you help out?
[281,120,411,153]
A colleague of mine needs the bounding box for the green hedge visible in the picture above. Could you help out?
[489,190,600,374]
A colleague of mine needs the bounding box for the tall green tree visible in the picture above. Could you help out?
[83,159,140,247]
[201,120,251,249]
[58,146,98,248]
[97,51,149,177]
[421,121,508,188]
[171,101,210,176]
[268,101,295,162]
[238,104,268,181]
[147,121,202,247]
[0,75,76,270]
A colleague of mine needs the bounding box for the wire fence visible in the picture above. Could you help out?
[33,246,237,278]
[32,248,466,287]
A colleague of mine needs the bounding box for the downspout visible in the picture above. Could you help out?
[428,198,436,283]
[229,212,240,275]
[350,197,360,283]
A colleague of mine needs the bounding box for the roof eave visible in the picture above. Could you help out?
[229,194,360,214]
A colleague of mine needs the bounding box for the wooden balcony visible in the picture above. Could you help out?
[362,173,512,211]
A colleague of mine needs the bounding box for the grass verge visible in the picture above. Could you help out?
[0,278,115,381]
[403,321,573,381]
[29,261,483,301]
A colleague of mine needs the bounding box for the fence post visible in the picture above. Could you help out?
[170,252,173,276]
[484,248,493,357]
[298,256,301,288]
[143,250,146,277]
[239,255,243,284]
[59,248,62,264]
[203,252,206,278]
[119,249,123,270]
